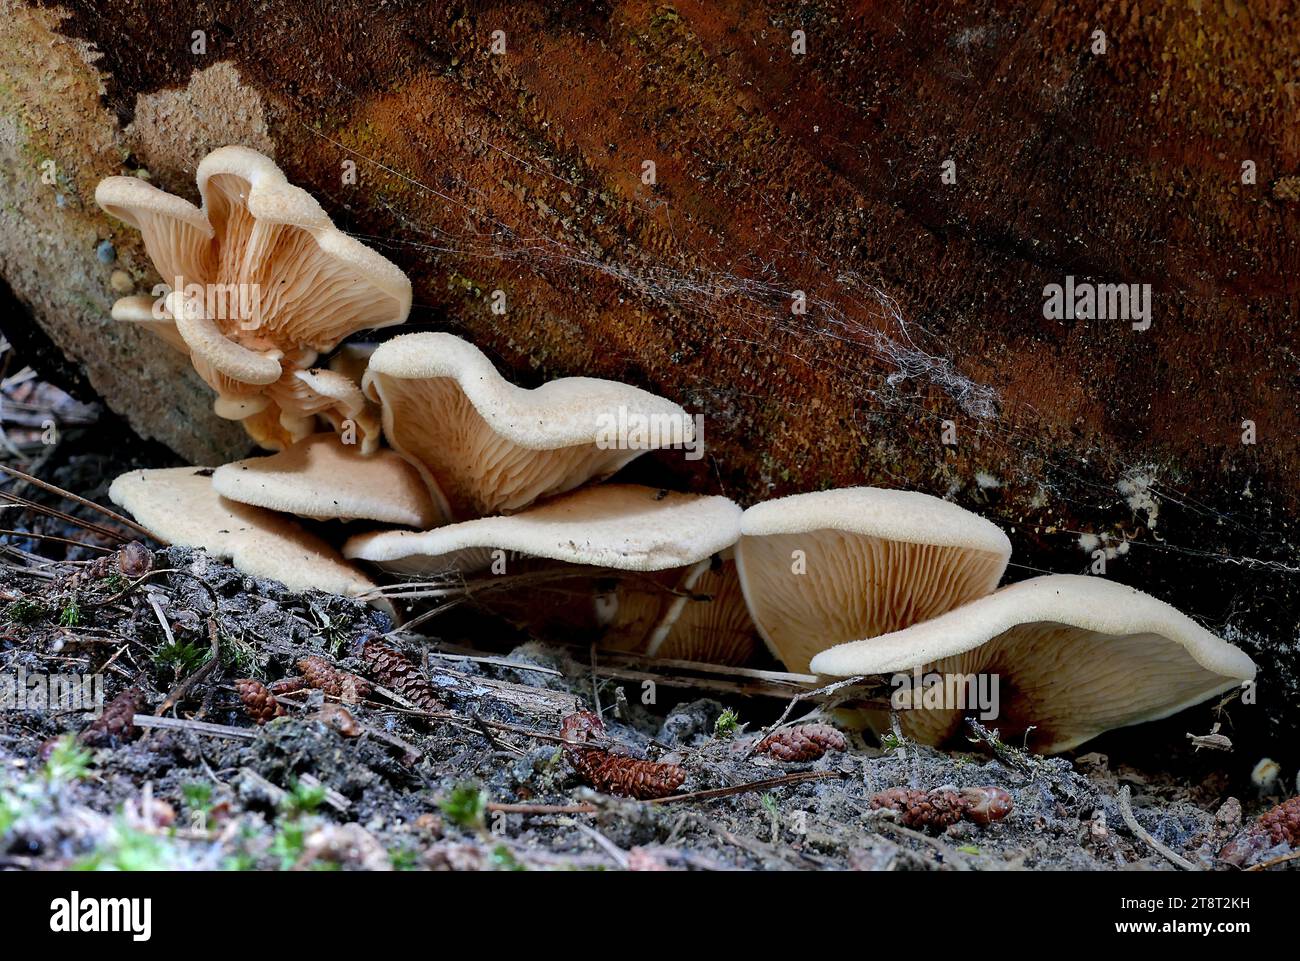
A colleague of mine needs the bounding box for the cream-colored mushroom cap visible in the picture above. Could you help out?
[109,466,382,605]
[344,484,739,576]
[110,294,189,353]
[95,176,215,287]
[363,333,696,518]
[96,147,412,451]
[212,434,442,527]
[735,487,1012,673]
[809,574,1258,753]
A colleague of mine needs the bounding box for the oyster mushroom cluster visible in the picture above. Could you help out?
[97,146,1256,755]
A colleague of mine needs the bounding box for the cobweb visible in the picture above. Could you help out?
[293,110,1299,610]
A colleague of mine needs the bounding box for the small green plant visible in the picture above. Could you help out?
[153,638,211,678]
[221,824,260,871]
[4,597,46,624]
[279,779,326,818]
[270,819,308,869]
[101,572,128,595]
[58,595,83,628]
[0,785,23,838]
[389,845,420,871]
[490,844,525,871]
[222,631,265,677]
[713,708,741,739]
[879,731,902,751]
[181,780,214,828]
[957,844,982,856]
[75,819,175,871]
[310,604,355,657]
[43,736,91,785]
[438,782,487,830]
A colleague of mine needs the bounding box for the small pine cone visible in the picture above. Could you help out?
[117,541,153,578]
[296,656,372,701]
[268,675,307,696]
[566,746,686,800]
[870,787,965,831]
[80,687,147,746]
[1219,795,1300,865]
[758,723,847,761]
[297,656,345,696]
[235,678,284,725]
[870,786,1012,831]
[1256,795,1300,847]
[358,640,443,712]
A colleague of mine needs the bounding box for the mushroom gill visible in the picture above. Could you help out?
[95,146,411,450]
[735,487,1012,673]
[810,574,1258,753]
[362,333,695,519]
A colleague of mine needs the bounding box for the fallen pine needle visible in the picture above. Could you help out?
[1118,785,1200,871]
[133,715,258,740]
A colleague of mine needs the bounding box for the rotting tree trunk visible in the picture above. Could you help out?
[1,2,1296,753]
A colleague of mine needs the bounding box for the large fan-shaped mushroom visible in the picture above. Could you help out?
[362,333,695,519]
[108,466,385,610]
[735,487,1012,673]
[344,484,754,662]
[810,574,1258,753]
[212,433,442,528]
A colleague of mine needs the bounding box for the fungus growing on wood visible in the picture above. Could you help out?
[361,333,695,519]
[212,433,439,527]
[809,574,1258,753]
[344,484,751,661]
[734,487,1012,673]
[95,147,411,450]
[108,466,384,608]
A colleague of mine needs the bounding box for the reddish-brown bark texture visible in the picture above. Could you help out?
[4,3,1297,750]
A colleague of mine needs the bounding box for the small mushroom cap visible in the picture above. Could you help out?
[809,574,1258,753]
[343,484,740,575]
[108,466,382,606]
[110,295,189,354]
[735,487,1012,673]
[286,368,382,455]
[95,176,215,286]
[363,333,696,518]
[212,433,443,527]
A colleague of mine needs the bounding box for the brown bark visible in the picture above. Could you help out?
[1,2,1296,746]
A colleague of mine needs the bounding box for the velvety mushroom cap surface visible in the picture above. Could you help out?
[809,574,1258,753]
[344,484,740,575]
[363,333,695,518]
[212,434,441,527]
[109,466,380,603]
[735,487,1012,673]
